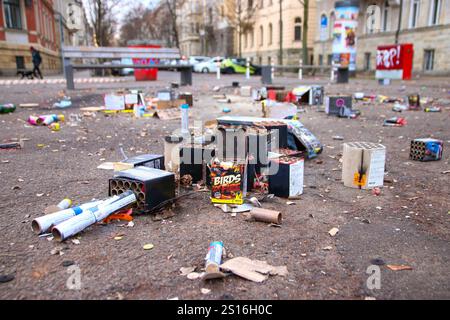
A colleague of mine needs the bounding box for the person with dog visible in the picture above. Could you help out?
[30,47,43,79]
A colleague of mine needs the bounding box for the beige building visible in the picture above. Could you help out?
[179,0,202,56]
[179,0,235,57]
[314,0,450,75]
[53,0,89,47]
[0,0,61,76]
[240,0,317,65]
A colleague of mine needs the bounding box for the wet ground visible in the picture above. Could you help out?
[0,71,449,300]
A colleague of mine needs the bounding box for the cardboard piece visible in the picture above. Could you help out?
[154,108,182,120]
[156,99,186,110]
[80,107,105,112]
[240,86,252,97]
[220,257,288,283]
[125,94,139,105]
[19,103,40,108]
[105,94,125,110]
[265,101,298,119]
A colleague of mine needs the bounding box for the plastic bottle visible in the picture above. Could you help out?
[0,104,16,114]
[180,103,190,138]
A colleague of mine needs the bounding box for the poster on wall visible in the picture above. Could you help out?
[332,2,359,71]
[376,44,414,80]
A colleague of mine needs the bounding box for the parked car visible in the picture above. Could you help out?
[189,56,210,66]
[221,58,261,75]
[111,58,134,76]
[194,56,224,73]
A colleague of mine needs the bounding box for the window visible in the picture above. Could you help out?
[327,54,332,66]
[329,12,335,39]
[250,28,254,47]
[259,0,264,8]
[4,0,23,29]
[268,23,273,45]
[319,14,328,40]
[15,56,25,70]
[294,17,302,41]
[429,0,441,25]
[424,49,435,71]
[244,33,248,48]
[366,4,379,34]
[259,26,264,46]
[319,55,323,66]
[410,0,420,28]
[364,52,371,71]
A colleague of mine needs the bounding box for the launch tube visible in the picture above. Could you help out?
[32,201,103,235]
[52,192,136,242]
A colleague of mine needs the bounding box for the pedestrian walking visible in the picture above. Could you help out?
[30,47,43,79]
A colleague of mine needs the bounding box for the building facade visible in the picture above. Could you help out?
[240,0,317,66]
[314,0,450,75]
[179,0,235,57]
[53,0,89,47]
[179,0,202,56]
[0,0,61,76]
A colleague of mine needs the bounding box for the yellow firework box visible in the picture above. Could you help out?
[210,160,245,205]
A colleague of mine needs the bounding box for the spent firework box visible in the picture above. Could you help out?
[210,160,246,205]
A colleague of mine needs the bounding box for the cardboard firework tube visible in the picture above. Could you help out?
[124,181,131,190]
[131,182,139,192]
[52,191,137,242]
[250,208,282,225]
[111,180,118,189]
[32,201,102,235]
[28,115,41,126]
[0,140,24,150]
[44,198,73,215]
[117,180,124,189]
[205,241,223,274]
[40,114,65,126]
[40,115,57,126]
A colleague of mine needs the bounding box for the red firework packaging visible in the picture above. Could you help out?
[210,160,245,205]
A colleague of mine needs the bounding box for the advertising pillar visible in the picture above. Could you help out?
[332,0,360,80]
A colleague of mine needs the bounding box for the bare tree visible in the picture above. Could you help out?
[119,4,158,45]
[84,0,120,47]
[298,0,309,64]
[279,0,283,66]
[165,0,187,49]
[223,0,258,57]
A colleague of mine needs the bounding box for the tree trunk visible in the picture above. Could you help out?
[238,28,242,57]
[279,0,283,66]
[302,0,309,65]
